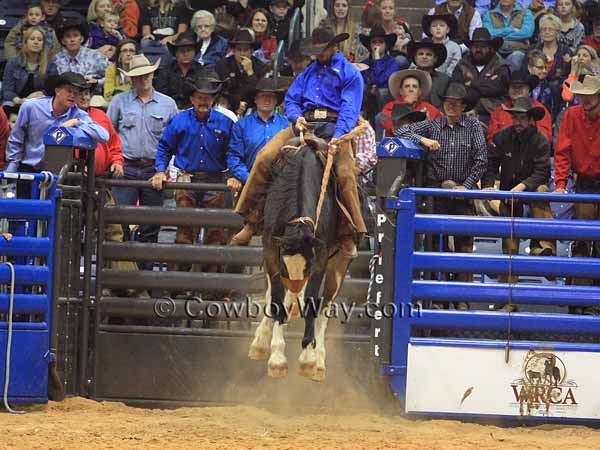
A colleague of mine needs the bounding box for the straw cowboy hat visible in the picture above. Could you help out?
[90,95,109,110]
[119,54,161,77]
[568,74,600,95]
[406,39,447,69]
[465,27,504,51]
[440,82,479,112]
[501,97,546,121]
[422,13,458,38]
[359,26,397,51]
[388,69,432,100]
[299,26,349,57]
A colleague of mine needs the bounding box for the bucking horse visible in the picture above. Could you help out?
[247,132,352,381]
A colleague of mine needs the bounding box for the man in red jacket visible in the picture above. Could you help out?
[487,70,552,143]
[554,75,600,315]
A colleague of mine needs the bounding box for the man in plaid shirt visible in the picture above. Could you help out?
[396,82,487,310]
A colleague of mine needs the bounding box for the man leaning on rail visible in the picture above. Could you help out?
[554,74,600,316]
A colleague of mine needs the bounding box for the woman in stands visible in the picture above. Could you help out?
[191,10,228,67]
[378,0,403,34]
[2,26,56,105]
[103,38,137,100]
[320,0,362,62]
[532,14,573,82]
[246,8,277,63]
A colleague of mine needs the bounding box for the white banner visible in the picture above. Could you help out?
[406,345,600,419]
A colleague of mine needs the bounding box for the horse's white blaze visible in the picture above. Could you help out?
[249,274,273,360]
[283,254,307,280]
[268,322,287,377]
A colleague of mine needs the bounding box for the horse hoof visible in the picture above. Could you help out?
[298,362,316,379]
[311,367,326,382]
[248,346,269,361]
[268,363,288,379]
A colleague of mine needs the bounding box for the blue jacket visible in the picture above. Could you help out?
[156,108,234,173]
[360,55,401,89]
[227,111,289,182]
[482,3,534,42]
[2,56,57,102]
[196,34,229,67]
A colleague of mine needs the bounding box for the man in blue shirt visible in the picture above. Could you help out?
[233,27,367,259]
[226,78,289,192]
[151,75,234,270]
[7,72,109,197]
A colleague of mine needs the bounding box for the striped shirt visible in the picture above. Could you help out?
[395,115,487,190]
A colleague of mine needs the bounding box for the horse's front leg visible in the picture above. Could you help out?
[248,275,273,360]
[298,271,325,379]
[268,274,288,378]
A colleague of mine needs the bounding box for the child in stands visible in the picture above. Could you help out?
[4,3,59,59]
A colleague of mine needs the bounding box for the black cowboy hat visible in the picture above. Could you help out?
[509,70,539,91]
[359,26,397,51]
[167,32,197,55]
[44,71,89,95]
[422,13,458,39]
[186,74,224,95]
[230,28,261,50]
[407,39,447,69]
[251,77,287,104]
[502,96,545,121]
[440,82,479,112]
[56,18,89,43]
[268,0,292,5]
[380,103,427,123]
[465,27,504,51]
[299,26,349,57]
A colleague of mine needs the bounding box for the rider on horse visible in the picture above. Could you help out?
[233,27,368,263]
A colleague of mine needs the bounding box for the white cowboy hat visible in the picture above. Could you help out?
[568,74,600,95]
[90,95,109,109]
[118,54,160,78]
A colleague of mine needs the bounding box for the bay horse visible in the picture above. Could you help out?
[247,133,343,381]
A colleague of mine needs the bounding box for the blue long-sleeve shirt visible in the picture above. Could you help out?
[361,55,401,89]
[482,3,534,42]
[227,111,289,182]
[6,96,109,172]
[155,108,234,173]
[285,51,364,139]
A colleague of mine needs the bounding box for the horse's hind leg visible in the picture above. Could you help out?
[249,276,273,361]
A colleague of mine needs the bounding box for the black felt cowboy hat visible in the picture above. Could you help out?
[407,39,447,69]
[186,74,224,95]
[251,77,287,104]
[359,26,397,51]
[230,28,261,50]
[440,82,479,112]
[465,27,504,51]
[380,103,427,123]
[167,32,197,55]
[56,18,89,43]
[299,26,349,57]
[422,13,458,39]
[44,71,89,95]
[509,70,539,91]
[501,96,545,121]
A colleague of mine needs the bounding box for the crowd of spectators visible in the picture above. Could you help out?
[1,0,600,312]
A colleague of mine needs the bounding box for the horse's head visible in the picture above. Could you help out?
[278,220,324,293]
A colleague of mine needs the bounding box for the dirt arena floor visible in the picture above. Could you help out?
[1,397,599,450]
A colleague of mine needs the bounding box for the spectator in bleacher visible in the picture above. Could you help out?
[422,13,461,76]
[360,26,404,89]
[268,0,293,43]
[285,38,312,76]
[582,9,600,51]
[215,28,267,117]
[482,97,554,297]
[192,10,229,67]
[556,0,585,49]
[103,39,136,100]
[487,70,552,142]
[4,3,60,60]
[153,33,205,110]
[87,11,124,60]
[151,75,234,271]
[226,78,288,197]
[87,0,115,22]
[554,74,600,315]
[377,0,404,35]
[379,69,442,137]
[111,0,140,40]
[391,19,412,58]
[3,27,57,106]
[562,45,600,105]
[396,82,486,311]
[427,0,483,45]
[0,108,9,170]
[107,55,178,254]
[452,27,510,124]
[2,104,19,131]
[52,19,110,89]
[527,49,562,118]
[320,0,363,62]
[140,0,190,64]
[41,0,66,32]
[246,8,277,63]
[6,72,109,176]
[482,0,534,71]
[407,39,450,109]
[531,14,573,82]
